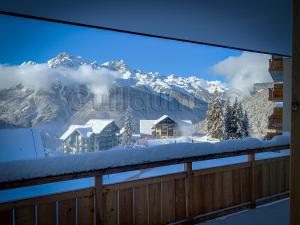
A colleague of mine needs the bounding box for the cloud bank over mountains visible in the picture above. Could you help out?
[0,53,226,99]
[0,51,271,98]
[0,62,121,97]
[212,52,272,96]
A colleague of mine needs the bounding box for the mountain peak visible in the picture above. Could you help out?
[21,61,36,66]
[47,52,86,68]
[101,60,129,71]
[101,60,132,78]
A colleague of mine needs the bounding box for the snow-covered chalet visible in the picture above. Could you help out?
[140,115,192,138]
[60,119,120,154]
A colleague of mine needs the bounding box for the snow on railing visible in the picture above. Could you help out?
[0,134,290,184]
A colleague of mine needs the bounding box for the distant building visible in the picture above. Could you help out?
[266,56,291,139]
[140,115,192,138]
[0,128,45,162]
[60,119,120,154]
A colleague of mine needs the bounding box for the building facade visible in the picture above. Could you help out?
[152,115,178,138]
[266,56,291,139]
[60,119,120,154]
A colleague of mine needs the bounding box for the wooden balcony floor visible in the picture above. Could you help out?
[198,199,289,225]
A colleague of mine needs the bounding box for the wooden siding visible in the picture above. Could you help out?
[269,83,283,101]
[268,115,283,130]
[153,117,178,138]
[269,58,283,72]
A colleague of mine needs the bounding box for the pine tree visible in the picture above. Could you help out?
[231,98,240,139]
[236,102,244,139]
[206,91,224,139]
[223,98,235,139]
[121,108,134,148]
[241,110,250,138]
[223,98,250,140]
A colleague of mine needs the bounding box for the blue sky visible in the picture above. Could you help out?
[0,14,242,81]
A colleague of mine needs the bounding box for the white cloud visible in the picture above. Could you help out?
[211,52,272,96]
[0,64,121,97]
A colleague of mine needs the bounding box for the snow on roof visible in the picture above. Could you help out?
[0,134,290,183]
[60,119,115,140]
[119,127,125,134]
[153,115,172,125]
[140,120,156,135]
[86,119,114,133]
[60,125,88,140]
[0,128,45,162]
[179,120,192,125]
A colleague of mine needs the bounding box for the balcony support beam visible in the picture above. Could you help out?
[95,175,104,225]
[290,0,300,224]
[185,162,192,225]
[248,153,256,209]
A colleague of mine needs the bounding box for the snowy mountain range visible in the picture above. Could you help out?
[0,52,272,151]
[46,52,227,99]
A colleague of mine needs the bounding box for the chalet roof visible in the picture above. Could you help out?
[86,119,115,134]
[60,125,88,140]
[153,115,174,125]
[0,128,45,162]
[60,119,115,140]
[180,120,192,125]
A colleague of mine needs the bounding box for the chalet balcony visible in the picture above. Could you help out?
[269,84,283,101]
[268,115,283,130]
[273,106,283,116]
[269,58,283,72]
[0,138,290,225]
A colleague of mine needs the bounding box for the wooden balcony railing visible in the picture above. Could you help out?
[0,144,290,225]
[268,115,283,130]
[269,84,283,101]
[269,58,283,72]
